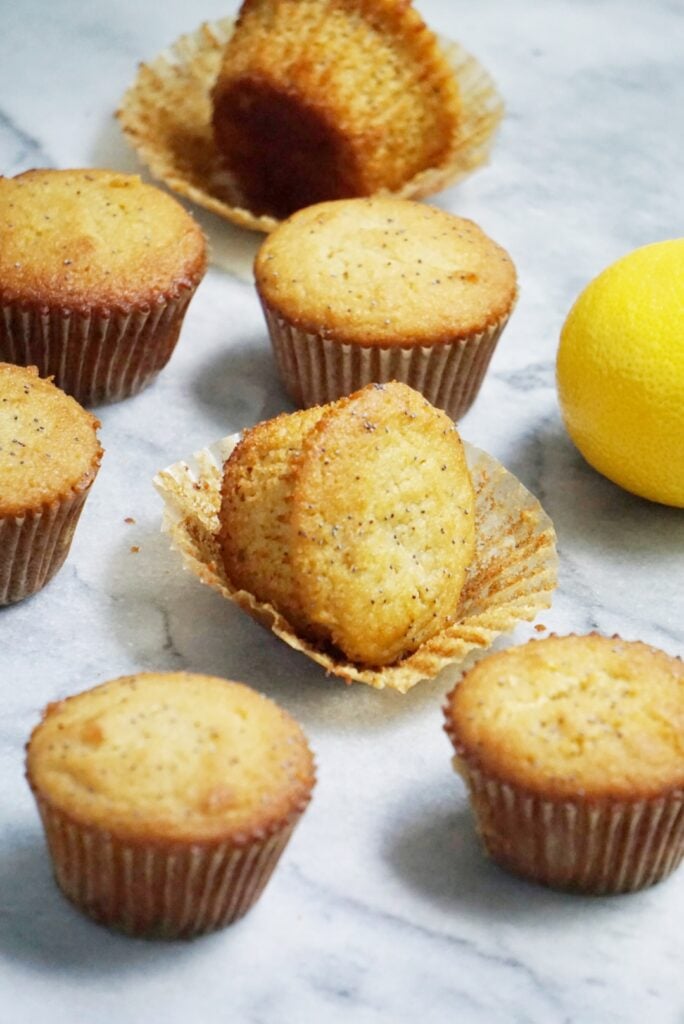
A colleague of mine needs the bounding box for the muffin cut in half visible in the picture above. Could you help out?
[0,363,102,605]
[212,0,462,219]
[444,633,684,894]
[26,671,315,938]
[220,381,475,666]
[0,169,207,405]
[255,198,517,421]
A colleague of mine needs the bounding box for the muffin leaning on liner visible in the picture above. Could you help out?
[220,382,475,666]
[26,671,315,938]
[0,363,103,605]
[117,8,503,235]
[255,199,517,421]
[154,381,558,692]
[444,634,684,894]
[212,0,462,219]
[0,169,207,405]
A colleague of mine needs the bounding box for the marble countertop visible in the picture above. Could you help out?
[1,1,683,1021]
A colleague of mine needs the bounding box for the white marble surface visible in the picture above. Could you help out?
[1,1,683,1021]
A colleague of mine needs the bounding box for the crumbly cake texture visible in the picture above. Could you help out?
[444,634,684,893]
[117,17,503,234]
[446,634,684,801]
[27,672,315,936]
[255,199,517,346]
[290,383,475,664]
[0,169,207,404]
[0,169,206,310]
[154,412,557,693]
[220,406,326,632]
[211,0,461,219]
[27,672,315,844]
[0,363,101,516]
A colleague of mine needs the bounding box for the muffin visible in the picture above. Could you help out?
[0,363,102,605]
[0,169,207,405]
[211,0,462,220]
[26,671,315,938]
[255,198,517,421]
[444,634,684,894]
[220,381,475,666]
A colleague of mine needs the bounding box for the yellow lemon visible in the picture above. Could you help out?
[557,239,684,507]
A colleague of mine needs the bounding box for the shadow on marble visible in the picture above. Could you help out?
[382,790,649,928]
[102,526,449,735]
[191,338,293,435]
[0,835,201,972]
[504,418,684,559]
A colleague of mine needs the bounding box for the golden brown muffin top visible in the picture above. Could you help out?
[0,363,102,517]
[255,198,517,345]
[0,169,207,310]
[445,634,684,801]
[27,672,315,844]
[290,382,475,665]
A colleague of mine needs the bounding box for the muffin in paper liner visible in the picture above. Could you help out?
[26,671,316,938]
[262,300,513,423]
[0,291,197,407]
[0,363,103,605]
[446,763,684,894]
[0,485,98,606]
[153,434,557,694]
[117,18,504,241]
[443,634,684,893]
[0,169,207,406]
[31,793,302,938]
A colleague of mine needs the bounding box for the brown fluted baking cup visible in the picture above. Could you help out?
[0,479,99,606]
[262,302,513,422]
[0,290,195,406]
[117,18,504,241]
[153,434,557,694]
[449,761,684,894]
[34,795,299,938]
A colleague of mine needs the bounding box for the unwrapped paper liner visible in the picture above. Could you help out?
[118,18,504,241]
[153,434,557,694]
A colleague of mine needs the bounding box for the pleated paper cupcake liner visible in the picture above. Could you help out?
[262,301,512,422]
[33,795,301,938]
[0,473,100,606]
[153,433,557,694]
[0,289,195,406]
[117,17,504,253]
[449,760,684,894]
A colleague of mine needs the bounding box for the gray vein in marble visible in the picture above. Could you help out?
[287,864,565,1018]
[0,108,52,174]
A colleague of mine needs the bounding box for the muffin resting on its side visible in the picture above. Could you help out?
[211,0,461,219]
[255,198,517,421]
[219,381,475,666]
[0,363,102,605]
[26,671,315,938]
[0,169,207,405]
[444,633,684,894]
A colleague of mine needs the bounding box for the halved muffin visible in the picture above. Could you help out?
[219,382,475,666]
